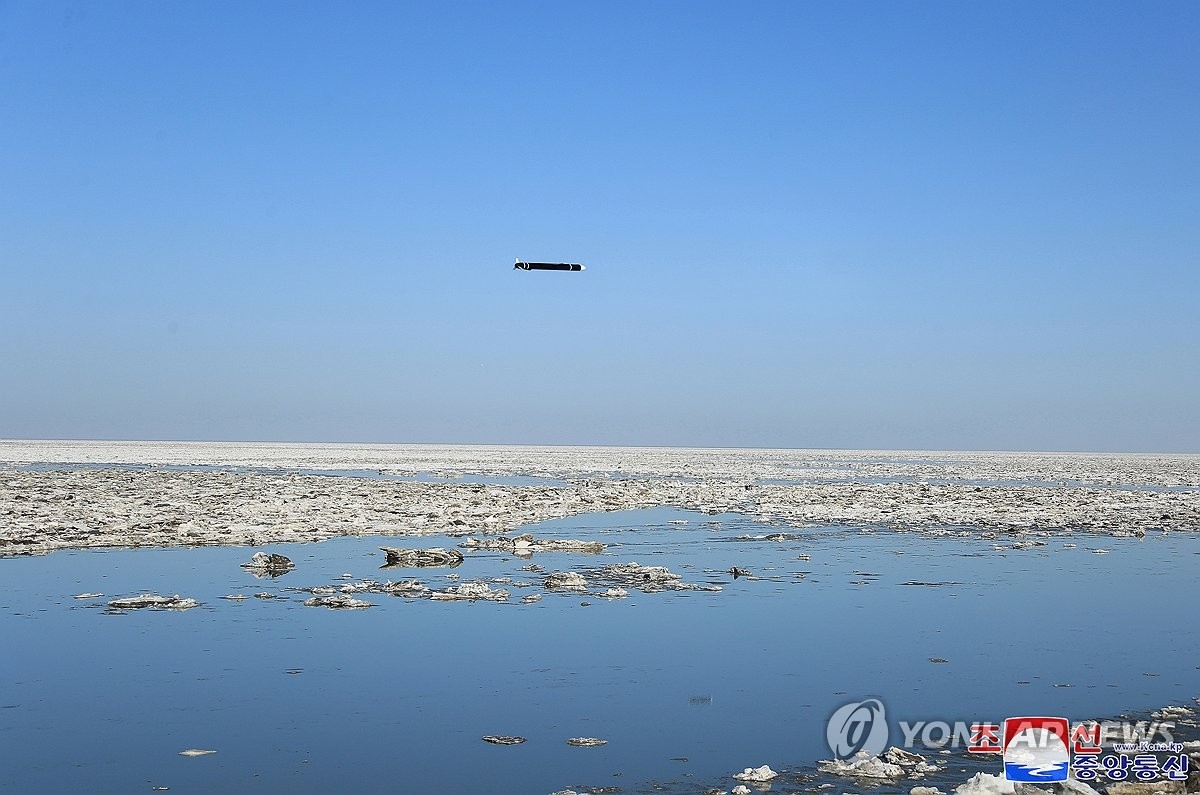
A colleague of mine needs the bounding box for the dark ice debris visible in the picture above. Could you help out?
[482,735,526,745]
[240,552,295,577]
[379,546,464,568]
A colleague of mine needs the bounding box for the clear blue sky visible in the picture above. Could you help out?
[2,1,1197,451]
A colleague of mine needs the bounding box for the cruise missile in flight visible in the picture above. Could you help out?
[513,258,585,272]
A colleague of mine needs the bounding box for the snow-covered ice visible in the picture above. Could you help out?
[2,442,1196,557]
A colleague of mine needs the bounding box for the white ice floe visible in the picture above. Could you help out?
[819,747,937,780]
[819,752,904,779]
[303,594,371,609]
[381,580,427,595]
[461,534,604,554]
[953,773,1014,795]
[6,444,1195,558]
[1055,778,1103,795]
[598,562,682,585]
[429,582,509,602]
[883,746,939,774]
[732,764,778,781]
[543,572,588,590]
[108,594,198,610]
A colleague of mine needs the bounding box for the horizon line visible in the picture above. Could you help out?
[1,437,1197,457]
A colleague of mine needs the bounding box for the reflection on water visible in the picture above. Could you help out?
[1,509,1198,795]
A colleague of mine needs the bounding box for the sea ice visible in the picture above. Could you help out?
[5,444,1195,558]
[379,547,463,568]
[819,752,904,779]
[429,582,509,601]
[953,773,1014,795]
[1103,783,1185,795]
[819,747,937,779]
[240,551,294,575]
[732,764,778,781]
[1055,778,1103,795]
[598,562,681,584]
[460,534,605,554]
[108,594,198,610]
[883,746,938,773]
[303,594,371,609]
[543,572,588,590]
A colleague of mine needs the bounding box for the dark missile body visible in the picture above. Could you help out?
[513,259,585,272]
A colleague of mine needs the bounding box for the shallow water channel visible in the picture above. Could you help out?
[2,507,1198,794]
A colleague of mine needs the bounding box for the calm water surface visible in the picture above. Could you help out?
[2,508,1198,794]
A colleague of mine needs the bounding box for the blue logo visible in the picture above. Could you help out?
[827,698,889,759]
[1004,760,1069,782]
[1002,718,1070,782]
